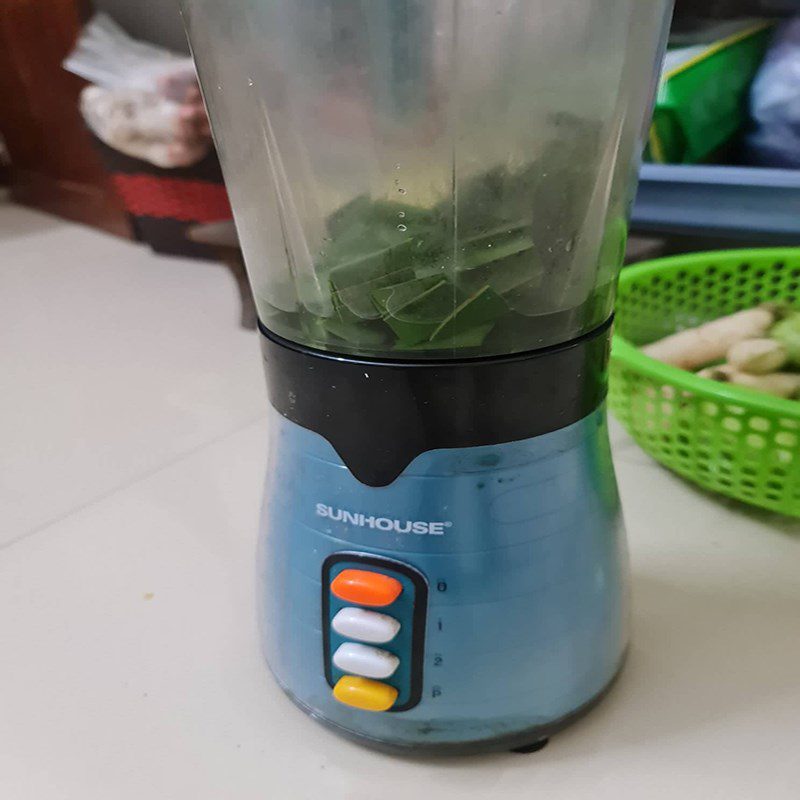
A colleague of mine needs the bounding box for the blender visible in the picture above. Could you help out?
[181,0,673,754]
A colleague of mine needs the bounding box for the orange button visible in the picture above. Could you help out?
[331,569,402,607]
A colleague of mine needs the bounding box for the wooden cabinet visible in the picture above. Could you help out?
[0,0,132,236]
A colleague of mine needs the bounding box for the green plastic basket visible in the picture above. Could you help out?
[610,248,800,516]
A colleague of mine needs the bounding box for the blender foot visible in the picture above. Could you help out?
[510,738,549,754]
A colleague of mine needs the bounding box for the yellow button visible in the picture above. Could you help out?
[333,675,398,712]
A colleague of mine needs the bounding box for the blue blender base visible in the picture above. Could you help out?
[257,403,629,754]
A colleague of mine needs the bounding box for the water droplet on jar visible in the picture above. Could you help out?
[398,188,406,195]
[397,224,407,231]
[394,163,401,170]
[398,211,406,218]
[565,237,575,252]
[247,78,254,87]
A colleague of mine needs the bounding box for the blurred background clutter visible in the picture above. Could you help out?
[1,0,253,323]
[4,0,800,327]
[632,0,800,252]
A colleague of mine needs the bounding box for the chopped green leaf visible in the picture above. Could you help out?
[299,312,331,347]
[502,278,547,313]
[372,275,448,317]
[461,236,533,271]
[382,280,457,346]
[430,285,506,341]
[459,248,539,296]
[329,239,414,290]
[326,194,373,237]
[333,265,416,320]
[404,323,495,350]
[323,318,391,347]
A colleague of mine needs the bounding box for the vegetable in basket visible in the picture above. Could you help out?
[726,338,787,374]
[643,304,800,399]
[640,306,777,370]
[696,364,800,398]
[770,313,800,366]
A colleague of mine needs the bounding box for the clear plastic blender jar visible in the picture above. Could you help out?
[182,0,671,359]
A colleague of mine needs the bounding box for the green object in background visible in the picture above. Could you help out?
[646,22,774,164]
[610,248,800,518]
[771,315,800,365]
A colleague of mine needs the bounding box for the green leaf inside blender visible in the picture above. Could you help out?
[259,142,614,356]
[379,279,454,346]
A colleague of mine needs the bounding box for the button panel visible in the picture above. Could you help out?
[331,607,401,644]
[322,553,427,713]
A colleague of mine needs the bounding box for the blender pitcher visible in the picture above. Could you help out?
[181,0,673,754]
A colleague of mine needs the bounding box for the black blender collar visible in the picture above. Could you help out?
[259,318,611,487]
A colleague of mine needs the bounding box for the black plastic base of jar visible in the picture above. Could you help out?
[272,649,627,757]
[258,317,612,487]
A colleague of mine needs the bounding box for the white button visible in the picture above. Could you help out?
[332,607,400,644]
[333,643,400,680]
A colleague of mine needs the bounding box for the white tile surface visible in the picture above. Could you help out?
[2,203,800,798]
[0,205,266,541]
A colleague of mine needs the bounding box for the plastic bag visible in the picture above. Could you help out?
[80,86,211,168]
[747,17,800,168]
[63,12,193,93]
[64,13,211,168]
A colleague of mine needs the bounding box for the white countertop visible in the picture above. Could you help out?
[2,203,799,799]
